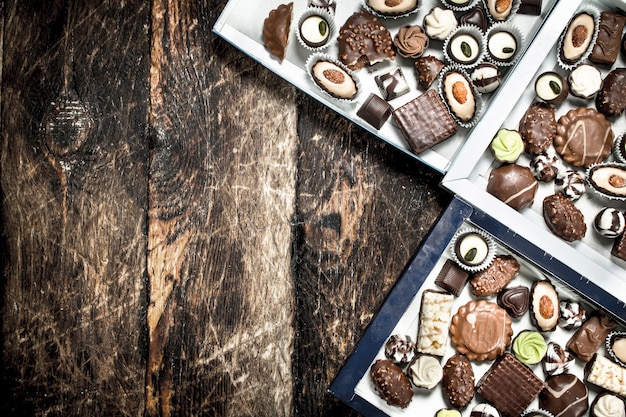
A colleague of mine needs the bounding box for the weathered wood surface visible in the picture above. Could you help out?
[0,1,451,416]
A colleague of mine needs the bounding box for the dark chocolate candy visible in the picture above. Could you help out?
[540,373,588,417]
[591,12,626,66]
[518,0,542,15]
[370,359,413,408]
[442,354,474,410]
[597,68,626,118]
[435,259,469,297]
[487,164,538,211]
[262,2,293,62]
[469,403,499,417]
[612,230,626,262]
[384,335,415,365]
[459,7,488,32]
[567,311,617,362]
[543,193,586,242]
[337,10,395,70]
[357,94,391,130]
[393,89,458,154]
[415,55,445,90]
[476,352,544,417]
[519,102,557,155]
[497,286,529,318]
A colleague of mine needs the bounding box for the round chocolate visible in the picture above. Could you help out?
[569,64,603,99]
[454,232,490,267]
[407,354,443,390]
[535,72,569,105]
[470,403,500,417]
[337,11,395,70]
[594,208,626,239]
[447,32,482,65]
[539,373,589,417]
[530,279,560,332]
[543,193,587,242]
[607,331,626,368]
[561,12,596,64]
[497,286,530,318]
[299,14,330,48]
[384,334,416,365]
[590,392,626,417]
[436,409,462,417]
[488,30,518,63]
[370,359,413,408]
[543,342,574,377]
[559,300,587,330]
[530,148,563,182]
[513,330,547,365]
[555,169,586,200]
[424,7,458,40]
[487,164,538,211]
[394,25,428,59]
[471,63,501,94]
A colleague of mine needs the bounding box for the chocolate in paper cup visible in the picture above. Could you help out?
[521,410,556,417]
[606,331,626,368]
[362,0,420,19]
[306,53,362,103]
[438,65,484,129]
[556,7,600,71]
[295,7,337,52]
[443,25,486,70]
[613,132,626,164]
[585,163,626,204]
[483,0,521,23]
[485,22,524,67]
[441,0,479,13]
[449,227,496,272]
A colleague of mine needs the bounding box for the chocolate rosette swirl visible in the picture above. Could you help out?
[394,25,428,58]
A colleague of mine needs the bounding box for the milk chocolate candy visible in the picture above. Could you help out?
[442,354,474,410]
[476,352,544,417]
[470,254,520,297]
[591,12,626,66]
[567,311,617,362]
[554,107,613,168]
[370,359,413,408]
[487,164,538,211]
[337,10,395,70]
[519,102,557,155]
[543,193,586,242]
[597,68,626,118]
[540,373,589,417]
[357,94,391,130]
[262,3,293,62]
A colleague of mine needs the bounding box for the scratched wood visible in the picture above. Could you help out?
[0,0,450,416]
[0,0,150,415]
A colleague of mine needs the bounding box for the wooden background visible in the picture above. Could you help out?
[0,1,451,415]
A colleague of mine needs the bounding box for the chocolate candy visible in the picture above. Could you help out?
[487,164,538,211]
[357,94,391,130]
[470,254,520,297]
[491,128,524,163]
[519,102,557,155]
[450,300,513,362]
[540,373,589,417]
[590,12,626,65]
[535,72,569,105]
[586,354,626,397]
[486,0,513,21]
[590,392,626,417]
[442,71,476,123]
[471,63,501,94]
[434,259,469,297]
[594,208,626,239]
[568,64,603,99]
[415,55,445,90]
[442,354,474,410]
[607,331,626,367]
[262,3,293,62]
[512,330,547,365]
[543,342,574,377]
[470,403,499,417]
[555,169,586,200]
[518,0,542,15]
[498,286,529,318]
[459,7,488,32]
[416,290,454,356]
[384,335,415,365]
[407,354,443,390]
[559,300,587,330]
[298,12,330,48]
[424,7,458,41]
[370,359,413,408]
[587,163,626,199]
[543,193,586,242]
[393,90,459,155]
[310,60,358,100]
[597,68,626,118]
[567,311,617,362]
[612,231,626,261]
[530,279,560,332]
[452,230,493,270]
[375,67,410,101]
[337,11,395,70]
[530,148,563,182]
[487,29,518,63]
[447,31,482,66]
[561,13,595,64]
[367,0,419,16]
[476,352,544,417]
[394,25,428,59]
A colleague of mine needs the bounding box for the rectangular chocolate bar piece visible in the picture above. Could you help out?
[416,289,454,356]
[518,0,542,16]
[356,93,391,130]
[393,89,458,154]
[591,12,626,65]
[585,354,626,397]
[434,259,469,297]
[476,353,544,417]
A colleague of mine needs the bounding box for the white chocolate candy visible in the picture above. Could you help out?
[367,0,417,15]
[408,355,443,389]
[424,7,457,40]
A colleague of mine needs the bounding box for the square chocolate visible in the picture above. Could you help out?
[393,90,459,154]
[591,12,626,65]
[434,259,469,297]
[375,67,410,101]
[357,94,392,130]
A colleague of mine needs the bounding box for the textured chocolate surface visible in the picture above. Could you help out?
[487,164,538,211]
[554,107,613,168]
[586,354,626,397]
[497,286,529,318]
[476,352,544,417]
[357,94,391,130]
[470,254,520,297]
[337,10,395,70]
[597,68,626,118]
[612,230,626,261]
[567,312,617,362]
[393,89,458,154]
[442,354,474,410]
[518,0,542,15]
[415,55,445,90]
[519,102,557,155]
[542,193,586,242]
[262,2,293,62]
[384,335,415,365]
[370,359,414,408]
[591,12,626,65]
[435,259,469,297]
[540,373,589,417]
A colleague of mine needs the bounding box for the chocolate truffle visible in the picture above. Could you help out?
[590,392,626,417]
[597,68,626,118]
[311,60,358,100]
[262,3,293,62]
[299,12,330,48]
[568,64,603,99]
[530,148,563,182]
[530,279,560,332]
[561,12,596,64]
[486,0,513,21]
[459,7,488,32]
[337,11,395,70]
[476,353,544,417]
[450,299,513,362]
[424,7,457,40]
[542,193,586,242]
[590,12,626,65]
[535,72,569,105]
[415,55,445,90]
[357,94,391,130]
[384,334,415,365]
[435,259,469,297]
[567,311,617,362]
[559,300,587,330]
[555,169,586,200]
[393,90,459,154]
[416,290,454,356]
[470,254,520,298]
[470,403,500,417]
[366,0,419,16]
[519,102,557,155]
[554,107,613,168]
[497,286,530,318]
[543,342,574,377]
[442,354,475,409]
[446,31,482,66]
[586,354,626,397]
[394,25,428,59]
[471,63,501,94]
[540,373,589,417]
[594,207,626,238]
[491,128,524,162]
[487,29,518,63]
[587,163,626,199]
[442,71,476,123]
[375,67,410,101]
[407,354,443,390]
[487,164,538,211]
[370,359,413,408]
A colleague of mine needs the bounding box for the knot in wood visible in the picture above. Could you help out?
[42,90,93,157]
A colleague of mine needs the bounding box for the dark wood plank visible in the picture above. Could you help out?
[147,1,298,415]
[293,96,451,415]
[0,0,150,415]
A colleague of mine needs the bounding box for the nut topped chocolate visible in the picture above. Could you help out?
[337,10,395,70]
[519,102,557,155]
[561,12,596,65]
[298,11,331,48]
[442,71,477,123]
[415,55,445,90]
[596,68,626,118]
[530,279,560,332]
[442,354,475,409]
[370,359,414,408]
[470,254,520,298]
[587,163,626,199]
[535,72,569,105]
[542,193,586,242]
[311,59,358,100]
[487,29,518,63]
[486,0,513,21]
[446,31,483,66]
